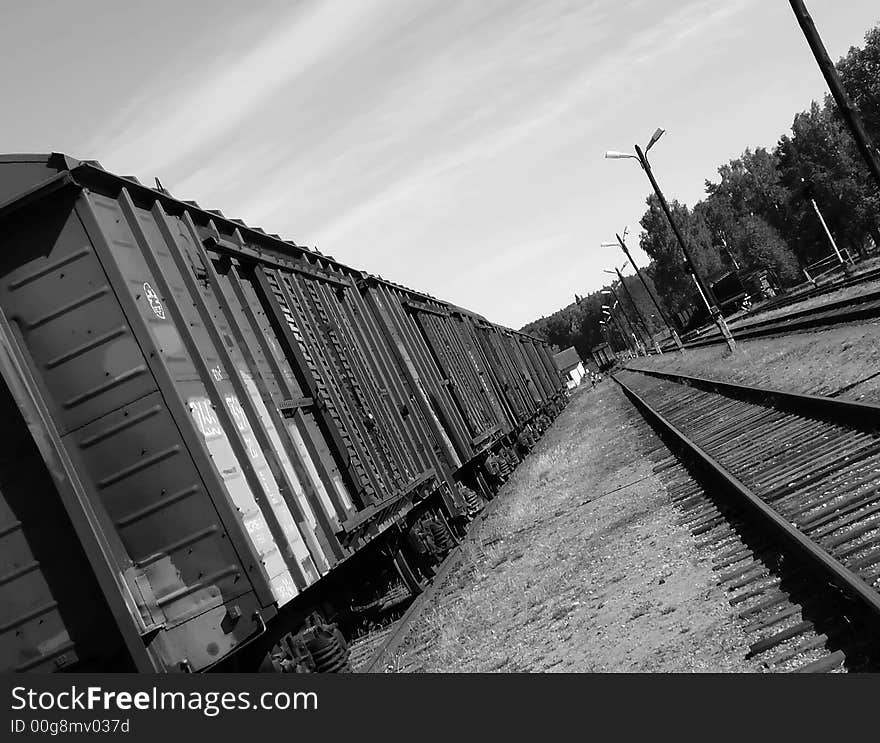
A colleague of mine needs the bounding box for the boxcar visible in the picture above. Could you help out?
[0,153,564,673]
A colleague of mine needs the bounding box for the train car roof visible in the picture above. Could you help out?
[0,153,549,346]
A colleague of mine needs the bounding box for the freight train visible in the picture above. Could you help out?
[0,153,565,673]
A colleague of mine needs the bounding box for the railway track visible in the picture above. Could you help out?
[736,264,880,319]
[655,269,880,351]
[615,367,880,671]
[686,286,880,348]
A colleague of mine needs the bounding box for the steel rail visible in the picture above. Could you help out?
[613,369,880,621]
[683,290,880,349]
[659,272,880,351]
[626,367,880,431]
[740,265,880,317]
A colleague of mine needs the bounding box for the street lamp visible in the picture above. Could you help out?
[789,0,880,195]
[598,314,619,354]
[603,265,658,354]
[601,227,684,352]
[597,319,621,357]
[604,318,631,359]
[605,129,736,352]
[602,290,645,356]
[600,302,634,357]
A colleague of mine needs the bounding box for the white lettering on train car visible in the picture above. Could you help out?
[142,282,166,319]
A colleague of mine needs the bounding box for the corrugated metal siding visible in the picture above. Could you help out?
[363,282,509,465]
[0,380,125,672]
[367,283,473,463]
[0,154,563,673]
[518,336,555,401]
[220,258,356,529]
[0,190,273,671]
[358,283,462,473]
[475,326,533,424]
[413,311,497,442]
[87,191,311,601]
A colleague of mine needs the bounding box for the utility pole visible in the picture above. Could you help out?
[605,288,645,356]
[635,144,736,352]
[790,0,880,194]
[599,323,619,354]
[613,267,662,354]
[613,232,684,352]
[612,313,637,359]
[611,287,648,356]
[605,309,637,358]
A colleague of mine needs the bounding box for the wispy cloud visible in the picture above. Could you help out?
[86,0,398,178]
[57,0,784,328]
[308,0,758,248]
[447,231,575,291]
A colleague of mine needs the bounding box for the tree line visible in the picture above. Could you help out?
[522,23,880,360]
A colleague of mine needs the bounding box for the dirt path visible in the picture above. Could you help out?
[386,382,757,672]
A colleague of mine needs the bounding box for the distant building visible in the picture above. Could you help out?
[553,346,585,389]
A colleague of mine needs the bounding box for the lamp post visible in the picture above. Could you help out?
[789,0,880,196]
[598,320,618,354]
[599,320,626,361]
[606,129,736,352]
[602,227,684,352]
[599,314,616,353]
[601,305,635,357]
[605,265,660,354]
[602,292,645,356]
[600,307,624,353]
[605,315,633,359]
[574,291,624,359]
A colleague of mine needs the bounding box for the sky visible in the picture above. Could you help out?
[2,0,879,328]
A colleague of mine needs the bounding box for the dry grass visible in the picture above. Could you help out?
[731,271,880,328]
[629,320,880,400]
[530,450,561,486]
[386,417,583,672]
[389,387,595,671]
[387,380,758,673]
